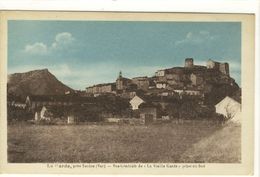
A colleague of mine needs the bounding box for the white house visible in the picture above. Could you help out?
[129,95,145,110]
[173,89,201,96]
[173,89,184,94]
[155,69,165,77]
[215,96,241,123]
[39,106,52,121]
[156,82,167,89]
[33,106,52,121]
[67,115,75,124]
[185,90,201,96]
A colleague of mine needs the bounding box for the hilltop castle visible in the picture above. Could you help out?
[184,58,229,75]
[85,58,234,98]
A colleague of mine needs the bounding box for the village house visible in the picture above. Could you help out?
[155,69,166,77]
[215,96,241,123]
[131,76,149,90]
[119,91,137,99]
[190,73,204,86]
[40,106,52,121]
[129,94,170,119]
[65,91,71,95]
[153,58,208,91]
[159,91,175,97]
[139,103,158,124]
[67,115,76,124]
[164,68,184,87]
[105,118,122,123]
[166,79,179,86]
[86,71,135,95]
[10,102,26,109]
[156,75,167,83]
[148,78,156,89]
[85,83,116,95]
[130,93,180,112]
[25,95,97,111]
[34,105,77,124]
[165,72,181,81]
[25,95,74,110]
[34,106,53,121]
[173,89,184,95]
[129,95,145,110]
[185,89,201,96]
[7,94,27,109]
[173,89,201,96]
[156,81,167,89]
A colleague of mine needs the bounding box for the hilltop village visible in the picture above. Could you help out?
[86,58,233,100]
[7,58,241,125]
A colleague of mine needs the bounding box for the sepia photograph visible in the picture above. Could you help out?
[0,11,255,175]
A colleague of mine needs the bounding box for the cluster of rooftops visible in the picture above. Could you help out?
[85,58,232,97]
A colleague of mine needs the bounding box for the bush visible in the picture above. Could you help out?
[165,102,181,119]
[7,106,33,122]
[179,102,198,119]
[69,104,104,122]
[211,113,226,124]
[196,105,215,119]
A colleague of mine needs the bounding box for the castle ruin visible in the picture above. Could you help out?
[184,58,194,68]
[207,59,229,76]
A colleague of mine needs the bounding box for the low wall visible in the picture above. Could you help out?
[105,118,144,125]
[104,117,222,125]
[171,119,221,125]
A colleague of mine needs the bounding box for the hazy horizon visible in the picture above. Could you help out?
[8,21,241,90]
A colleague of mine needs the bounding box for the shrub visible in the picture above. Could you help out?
[7,106,33,122]
[179,102,198,119]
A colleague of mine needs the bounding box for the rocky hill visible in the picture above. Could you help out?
[8,69,74,97]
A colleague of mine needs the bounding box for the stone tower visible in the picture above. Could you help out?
[219,63,229,76]
[116,71,125,90]
[185,58,194,68]
[116,71,132,91]
[118,70,122,79]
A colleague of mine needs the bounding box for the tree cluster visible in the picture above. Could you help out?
[7,106,33,122]
[68,95,131,122]
[164,98,215,120]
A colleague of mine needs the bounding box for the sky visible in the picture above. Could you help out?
[8,21,241,90]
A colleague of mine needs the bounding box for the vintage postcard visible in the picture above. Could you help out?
[0,11,255,175]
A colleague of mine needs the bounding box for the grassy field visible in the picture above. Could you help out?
[180,123,241,163]
[7,122,241,163]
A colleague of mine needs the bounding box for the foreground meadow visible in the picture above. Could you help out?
[8,122,240,163]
